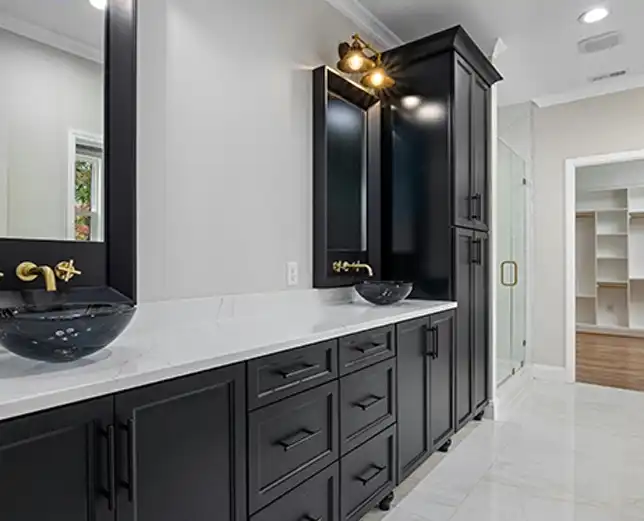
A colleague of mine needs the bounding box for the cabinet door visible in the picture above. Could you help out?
[454,228,474,428]
[472,76,490,231]
[473,232,489,410]
[453,56,474,229]
[429,310,455,449]
[0,397,114,521]
[115,365,246,521]
[396,316,431,481]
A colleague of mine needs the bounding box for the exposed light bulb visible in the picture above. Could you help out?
[89,0,107,10]
[347,54,364,71]
[401,96,422,109]
[579,6,609,23]
[370,70,384,87]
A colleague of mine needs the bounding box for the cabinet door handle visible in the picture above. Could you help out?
[301,516,322,521]
[354,342,386,355]
[105,425,116,511]
[277,362,320,379]
[355,464,386,486]
[470,193,482,220]
[119,419,137,503]
[472,239,482,265]
[276,428,321,451]
[424,325,437,359]
[354,394,385,411]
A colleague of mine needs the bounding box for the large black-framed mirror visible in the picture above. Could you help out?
[313,66,381,288]
[0,0,137,302]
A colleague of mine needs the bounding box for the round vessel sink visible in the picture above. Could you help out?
[0,302,135,363]
[355,281,413,306]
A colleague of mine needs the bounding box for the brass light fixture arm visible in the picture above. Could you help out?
[351,33,383,64]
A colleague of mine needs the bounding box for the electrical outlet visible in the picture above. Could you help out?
[287,262,298,286]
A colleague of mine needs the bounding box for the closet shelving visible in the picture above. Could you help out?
[576,187,644,331]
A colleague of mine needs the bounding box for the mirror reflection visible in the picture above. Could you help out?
[0,0,105,242]
[327,93,367,253]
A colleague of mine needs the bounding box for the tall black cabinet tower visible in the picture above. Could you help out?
[381,26,502,429]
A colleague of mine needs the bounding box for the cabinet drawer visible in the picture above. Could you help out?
[248,381,339,513]
[251,463,339,521]
[339,359,396,454]
[248,340,338,410]
[339,326,395,375]
[340,425,396,521]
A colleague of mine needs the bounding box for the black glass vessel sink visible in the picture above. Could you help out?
[0,302,135,363]
[355,281,413,306]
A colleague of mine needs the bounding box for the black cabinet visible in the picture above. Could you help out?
[0,397,114,521]
[396,310,455,481]
[453,56,474,230]
[115,364,247,521]
[340,425,397,521]
[396,317,431,481]
[473,231,489,411]
[455,228,474,427]
[429,310,456,448]
[382,25,499,431]
[250,463,339,521]
[248,381,339,513]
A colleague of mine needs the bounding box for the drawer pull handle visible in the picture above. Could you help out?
[301,517,322,521]
[355,464,386,486]
[354,342,386,355]
[354,394,385,411]
[277,363,321,379]
[276,428,321,451]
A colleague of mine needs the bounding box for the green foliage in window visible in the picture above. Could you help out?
[75,159,92,212]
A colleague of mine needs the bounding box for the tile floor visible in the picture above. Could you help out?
[364,380,644,521]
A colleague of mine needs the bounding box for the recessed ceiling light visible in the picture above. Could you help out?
[89,0,107,10]
[579,6,609,24]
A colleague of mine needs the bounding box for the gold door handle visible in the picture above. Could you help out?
[500,261,518,287]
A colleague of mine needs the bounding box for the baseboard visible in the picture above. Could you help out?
[532,364,571,383]
[490,365,532,420]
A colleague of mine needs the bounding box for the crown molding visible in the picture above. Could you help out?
[0,12,101,63]
[323,0,403,49]
[533,72,644,108]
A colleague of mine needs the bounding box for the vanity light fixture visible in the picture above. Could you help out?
[89,0,107,10]
[337,34,395,89]
[579,6,609,23]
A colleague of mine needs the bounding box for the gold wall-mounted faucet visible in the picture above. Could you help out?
[16,262,57,292]
[332,261,374,278]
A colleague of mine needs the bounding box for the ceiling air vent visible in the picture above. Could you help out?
[578,31,623,54]
[588,69,628,83]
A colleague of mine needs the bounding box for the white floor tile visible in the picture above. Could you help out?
[376,380,644,521]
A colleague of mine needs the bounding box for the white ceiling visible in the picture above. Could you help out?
[0,0,103,61]
[357,0,644,106]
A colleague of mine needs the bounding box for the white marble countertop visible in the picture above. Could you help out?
[0,296,456,421]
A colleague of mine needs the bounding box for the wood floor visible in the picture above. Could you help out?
[577,332,644,391]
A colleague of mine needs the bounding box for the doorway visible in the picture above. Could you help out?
[565,149,644,388]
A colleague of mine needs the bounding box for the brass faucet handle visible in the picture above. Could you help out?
[55,259,82,283]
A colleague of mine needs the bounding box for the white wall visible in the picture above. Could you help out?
[137,0,361,301]
[533,87,644,367]
[577,159,644,192]
[0,28,103,239]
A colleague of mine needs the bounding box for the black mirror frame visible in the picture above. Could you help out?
[0,0,138,302]
[312,66,381,288]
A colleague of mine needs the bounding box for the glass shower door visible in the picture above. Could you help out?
[497,140,528,385]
